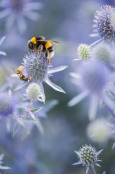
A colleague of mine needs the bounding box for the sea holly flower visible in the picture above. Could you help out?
[68,60,111,120]
[73,145,103,174]
[0,0,42,33]
[91,5,115,41]
[22,52,67,102]
[0,154,11,170]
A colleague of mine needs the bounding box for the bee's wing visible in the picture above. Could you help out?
[49,40,60,44]
[38,40,60,44]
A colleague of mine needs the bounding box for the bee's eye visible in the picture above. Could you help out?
[28,42,34,49]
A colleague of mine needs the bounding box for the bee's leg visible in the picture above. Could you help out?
[48,59,50,65]
[38,45,43,59]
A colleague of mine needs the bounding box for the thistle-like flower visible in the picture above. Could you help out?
[0,92,15,117]
[92,5,115,41]
[73,145,103,174]
[22,52,67,102]
[68,60,110,120]
[0,0,42,33]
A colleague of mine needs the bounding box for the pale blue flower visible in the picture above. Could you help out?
[68,60,111,120]
[0,0,42,33]
[22,52,67,102]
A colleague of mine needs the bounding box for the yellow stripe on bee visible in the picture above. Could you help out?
[31,37,37,44]
[45,41,52,48]
[17,66,24,71]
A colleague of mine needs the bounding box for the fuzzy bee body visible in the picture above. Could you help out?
[28,36,59,64]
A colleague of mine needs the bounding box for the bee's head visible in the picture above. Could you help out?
[28,41,35,50]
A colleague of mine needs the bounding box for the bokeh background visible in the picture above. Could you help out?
[0,0,115,173]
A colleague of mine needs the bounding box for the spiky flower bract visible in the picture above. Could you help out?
[73,145,103,174]
[26,82,41,100]
[23,52,48,83]
[92,43,114,66]
[78,44,91,60]
[93,5,115,41]
[0,92,15,117]
[0,36,6,56]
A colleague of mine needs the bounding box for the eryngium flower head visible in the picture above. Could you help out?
[73,145,103,174]
[92,43,114,66]
[23,52,48,83]
[26,82,41,100]
[78,44,91,60]
[93,5,115,41]
[0,92,15,117]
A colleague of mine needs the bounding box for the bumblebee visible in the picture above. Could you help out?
[28,36,59,64]
[12,66,31,82]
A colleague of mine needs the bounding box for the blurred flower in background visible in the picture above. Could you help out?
[0,0,42,34]
[68,60,111,120]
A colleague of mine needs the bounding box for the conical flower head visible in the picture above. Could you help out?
[23,52,48,83]
[80,145,97,166]
[94,5,115,41]
[78,44,91,60]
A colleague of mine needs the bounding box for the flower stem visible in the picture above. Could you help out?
[91,165,97,174]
